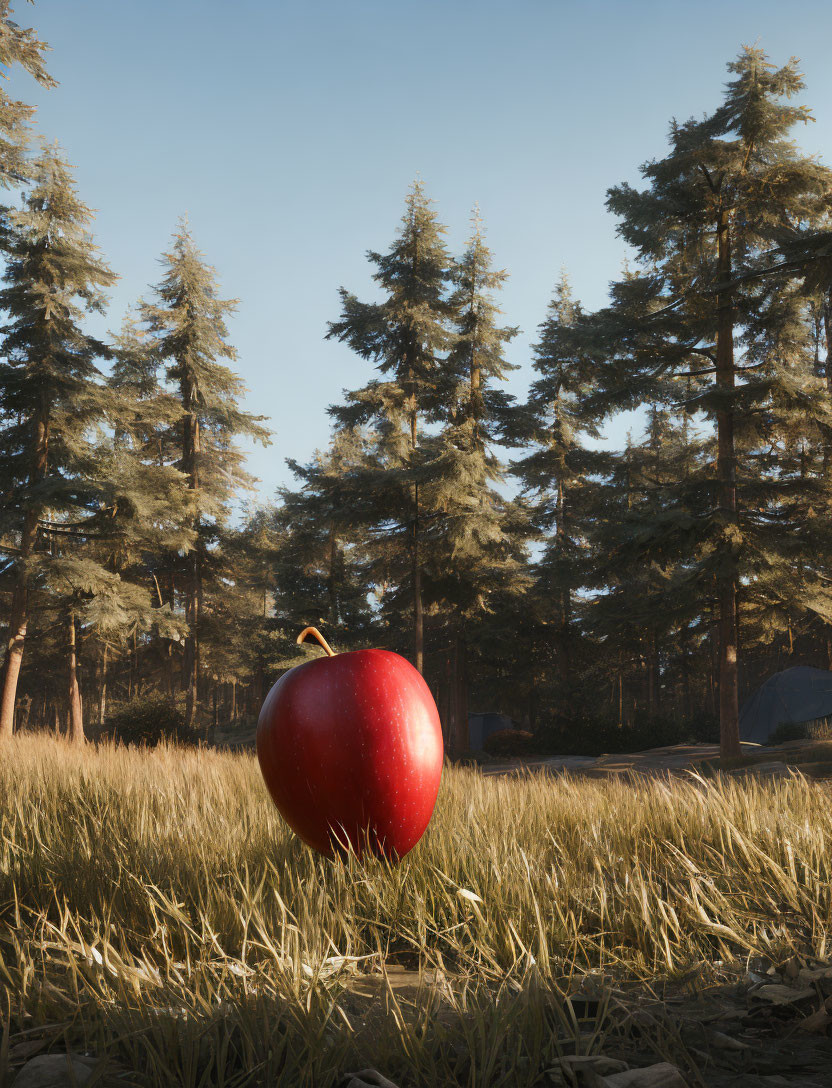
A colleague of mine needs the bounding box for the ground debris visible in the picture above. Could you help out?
[601,1063,688,1087]
[337,1071,402,1088]
[11,1054,98,1088]
[750,984,816,1005]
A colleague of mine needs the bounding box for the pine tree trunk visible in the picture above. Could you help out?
[681,649,692,721]
[0,414,48,740]
[441,647,453,749]
[328,525,339,625]
[99,642,108,727]
[715,207,741,759]
[451,634,469,756]
[413,482,423,674]
[67,612,84,744]
[822,298,832,668]
[18,695,31,733]
[0,576,29,740]
[166,573,176,696]
[182,377,201,726]
[646,639,656,718]
[408,388,424,674]
[556,475,571,684]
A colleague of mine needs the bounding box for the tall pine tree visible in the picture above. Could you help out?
[141,220,270,724]
[0,144,116,739]
[0,2,54,194]
[585,47,832,756]
[326,179,454,674]
[429,209,529,753]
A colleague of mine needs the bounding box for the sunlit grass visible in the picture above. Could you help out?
[1,737,830,1085]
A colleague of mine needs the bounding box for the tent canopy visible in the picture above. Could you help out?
[739,666,832,744]
[468,712,515,750]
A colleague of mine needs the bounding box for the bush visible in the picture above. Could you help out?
[483,729,537,758]
[766,718,832,745]
[102,694,198,747]
[767,720,808,745]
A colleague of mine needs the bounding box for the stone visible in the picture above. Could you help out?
[12,1054,97,1088]
[553,1055,629,1075]
[706,1029,750,1050]
[797,965,832,983]
[751,984,815,1005]
[339,1071,401,1088]
[782,956,803,980]
[602,1063,688,1087]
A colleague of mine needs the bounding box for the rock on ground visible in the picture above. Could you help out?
[12,1054,97,1088]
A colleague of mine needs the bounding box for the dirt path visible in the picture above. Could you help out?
[479,738,832,781]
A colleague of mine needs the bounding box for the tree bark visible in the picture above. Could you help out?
[0,414,48,740]
[450,634,469,756]
[681,646,692,721]
[99,642,108,727]
[822,296,832,664]
[715,206,741,758]
[328,525,339,625]
[412,490,423,675]
[646,637,657,718]
[441,647,453,749]
[556,473,571,684]
[181,373,201,726]
[409,390,424,674]
[67,612,84,744]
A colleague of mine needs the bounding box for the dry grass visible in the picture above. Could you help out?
[1,737,831,1085]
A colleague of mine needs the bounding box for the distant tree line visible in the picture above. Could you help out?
[2,5,832,758]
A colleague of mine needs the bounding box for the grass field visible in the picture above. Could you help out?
[2,738,832,1086]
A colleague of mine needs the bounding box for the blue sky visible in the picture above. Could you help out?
[13,0,832,507]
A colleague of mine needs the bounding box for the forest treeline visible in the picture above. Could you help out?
[2,5,832,757]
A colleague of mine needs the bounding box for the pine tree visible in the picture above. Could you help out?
[214,507,281,722]
[428,209,529,753]
[141,220,270,725]
[512,272,610,721]
[586,47,832,756]
[0,2,54,192]
[0,145,117,740]
[326,179,455,674]
[586,407,713,724]
[270,429,377,666]
[98,310,194,720]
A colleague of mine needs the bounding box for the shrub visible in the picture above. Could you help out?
[483,729,537,758]
[767,720,808,745]
[766,718,832,745]
[102,694,198,747]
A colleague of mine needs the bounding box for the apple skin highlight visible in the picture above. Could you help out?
[256,640,444,860]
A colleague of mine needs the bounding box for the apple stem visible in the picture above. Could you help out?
[296,626,337,657]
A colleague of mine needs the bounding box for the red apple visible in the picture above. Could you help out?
[256,627,444,860]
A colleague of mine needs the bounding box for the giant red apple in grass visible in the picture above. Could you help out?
[256,627,444,860]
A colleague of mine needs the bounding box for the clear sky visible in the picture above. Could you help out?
[13,0,832,508]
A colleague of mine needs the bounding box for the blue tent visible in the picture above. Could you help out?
[468,712,515,750]
[739,666,832,744]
